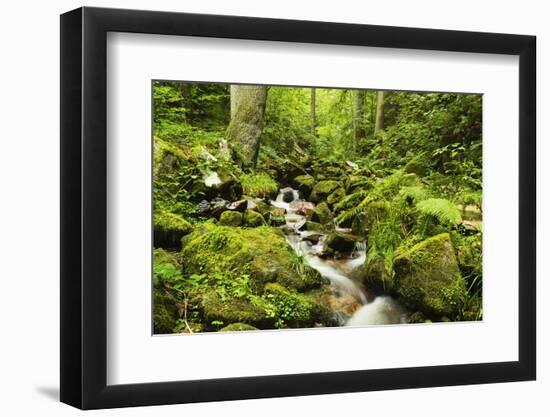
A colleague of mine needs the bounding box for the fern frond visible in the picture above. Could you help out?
[333,190,369,212]
[416,198,462,225]
[397,186,430,203]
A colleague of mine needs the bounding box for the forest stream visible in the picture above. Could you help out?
[271,188,407,326]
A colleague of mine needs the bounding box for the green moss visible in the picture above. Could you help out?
[310,180,344,203]
[201,288,269,326]
[270,216,286,227]
[304,221,327,232]
[153,136,185,177]
[393,233,466,318]
[243,209,266,227]
[219,210,243,226]
[310,202,333,225]
[240,172,279,199]
[293,174,315,198]
[181,224,323,293]
[364,256,394,294]
[257,283,331,328]
[153,210,192,250]
[326,188,346,207]
[153,288,178,334]
[219,323,259,332]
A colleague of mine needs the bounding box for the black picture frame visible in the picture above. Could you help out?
[60,6,536,410]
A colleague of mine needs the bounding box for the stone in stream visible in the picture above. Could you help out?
[270,207,286,217]
[280,187,296,203]
[323,231,357,256]
[304,221,326,232]
[226,199,248,213]
[301,231,324,245]
[292,174,315,199]
[289,200,315,216]
[393,233,467,318]
[270,216,287,227]
[197,197,229,218]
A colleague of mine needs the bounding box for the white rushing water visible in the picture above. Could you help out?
[271,187,405,326]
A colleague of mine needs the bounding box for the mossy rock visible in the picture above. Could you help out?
[181,224,324,293]
[260,283,334,328]
[219,323,259,332]
[304,221,327,232]
[323,231,357,256]
[153,210,192,250]
[200,167,243,202]
[364,256,394,294]
[310,202,333,225]
[153,288,179,334]
[153,137,185,177]
[201,289,269,327]
[351,212,369,237]
[219,210,243,226]
[270,216,287,227]
[326,188,346,207]
[393,233,467,318]
[310,180,344,203]
[293,174,315,199]
[243,209,266,227]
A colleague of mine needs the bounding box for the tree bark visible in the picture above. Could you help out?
[374,91,386,133]
[352,90,366,146]
[310,88,316,137]
[230,85,240,119]
[226,85,268,168]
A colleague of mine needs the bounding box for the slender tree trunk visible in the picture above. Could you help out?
[226,85,268,169]
[374,91,386,133]
[352,90,366,147]
[310,88,316,137]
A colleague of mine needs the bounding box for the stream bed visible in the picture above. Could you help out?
[271,188,408,327]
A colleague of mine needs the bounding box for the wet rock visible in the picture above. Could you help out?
[304,221,326,232]
[323,231,357,255]
[243,209,265,227]
[301,231,324,245]
[219,210,243,226]
[227,199,248,213]
[289,200,315,216]
[197,197,229,218]
[310,180,343,203]
[246,199,259,211]
[270,216,286,227]
[310,202,333,225]
[393,233,466,318]
[364,256,394,294]
[271,207,286,217]
[280,187,296,203]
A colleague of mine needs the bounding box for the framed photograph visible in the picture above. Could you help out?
[60,6,536,409]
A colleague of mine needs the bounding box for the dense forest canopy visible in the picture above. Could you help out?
[152,81,482,334]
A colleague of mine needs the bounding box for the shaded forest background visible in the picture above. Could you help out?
[152,81,483,334]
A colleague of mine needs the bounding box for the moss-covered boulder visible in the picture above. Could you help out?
[201,289,269,327]
[219,210,243,226]
[181,224,325,293]
[323,231,357,256]
[364,256,394,294]
[153,137,185,177]
[219,323,259,332]
[153,210,192,250]
[293,174,315,199]
[310,202,333,225]
[393,233,466,318]
[310,180,344,203]
[243,209,266,227]
[326,187,346,208]
[153,288,179,334]
[270,216,286,227]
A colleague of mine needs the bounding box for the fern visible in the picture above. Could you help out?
[416,198,462,225]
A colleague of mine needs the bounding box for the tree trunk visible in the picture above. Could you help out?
[230,85,240,119]
[310,88,316,137]
[226,85,268,168]
[374,91,386,133]
[352,90,366,146]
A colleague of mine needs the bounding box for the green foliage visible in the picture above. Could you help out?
[416,198,462,225]
[241,172,279,198]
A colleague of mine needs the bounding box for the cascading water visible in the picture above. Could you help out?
[271,188,406,326]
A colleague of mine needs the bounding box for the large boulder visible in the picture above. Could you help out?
[153,210,192,250]
[310,180,344,203]
[393,233,467,318]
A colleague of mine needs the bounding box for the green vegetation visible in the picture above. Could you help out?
[152,81,483,333]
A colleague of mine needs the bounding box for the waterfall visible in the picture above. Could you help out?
[270,187,406,326]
